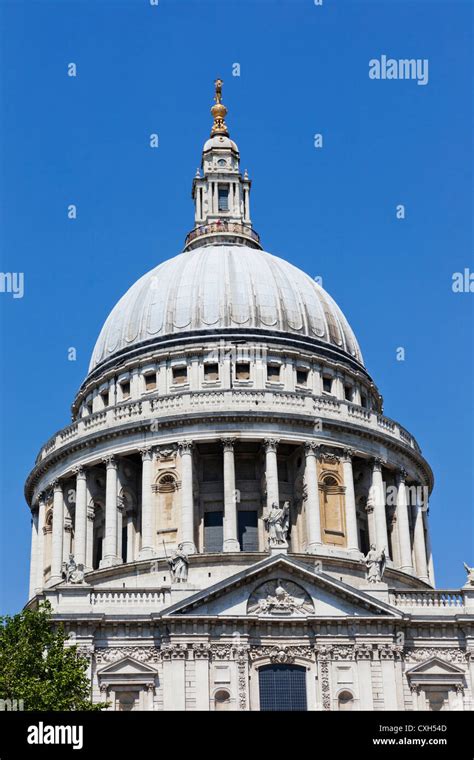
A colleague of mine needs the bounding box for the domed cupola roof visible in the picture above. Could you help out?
[87,80,364,376]
[88,246,363,373]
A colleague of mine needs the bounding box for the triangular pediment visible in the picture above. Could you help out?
[98,656,157,676]
[406,657,465,678]
[161,554,402,619]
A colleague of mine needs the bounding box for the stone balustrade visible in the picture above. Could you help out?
[91,588,171,606]
[34,389,422,464]
[390,590,465,610]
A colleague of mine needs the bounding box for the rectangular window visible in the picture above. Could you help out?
[267,364,281,382]
[101,390,109,407]
[172,366,187,384]
[204,363,219,381]
[360,394,367,409]
[238,511,258,551]
[296,369,308,386]
[344,385,353,402]
[218,185,229,211]
[121,381,130,400]
[144,373,157,391]
[204,511,224,552]
[235,362,250,380]
[323,377,332,394]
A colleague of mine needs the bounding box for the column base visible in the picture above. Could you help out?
[224,539,240,552]
[305,542,323,555]
[99,556,122,569]
[138,547,156,560]
[400,564,415,574]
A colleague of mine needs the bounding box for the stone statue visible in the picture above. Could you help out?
[364,544,386,583]
[62,554,85,584]
[167,544,189,583]
[264,501,290,546]
[463,562,474,587]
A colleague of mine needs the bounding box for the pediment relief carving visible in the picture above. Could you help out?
[247,578,314,616]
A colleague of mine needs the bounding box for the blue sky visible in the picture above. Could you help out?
[0,0,472,614]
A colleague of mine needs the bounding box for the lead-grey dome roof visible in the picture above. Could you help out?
[89,245,363,373]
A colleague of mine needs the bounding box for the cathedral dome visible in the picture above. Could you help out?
[88,244,364,373]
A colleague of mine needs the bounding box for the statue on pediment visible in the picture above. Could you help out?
[264,501,290,546]
[62,554,85,584]
[364,544,386,583]
[167,543,189,583]
[463,562,474,587]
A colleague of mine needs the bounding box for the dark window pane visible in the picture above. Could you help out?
[259,665,307,711]
[204,511,223,552]
[238,511,258,551]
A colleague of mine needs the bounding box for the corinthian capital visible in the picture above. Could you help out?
[221,437,236,452]
[372,456,384,471]
[396,467,408,483]
[178,440,193,455]
[263,438,279,453]
[342,447,355,462]
[102,455,117,469]
[304,441,320,457]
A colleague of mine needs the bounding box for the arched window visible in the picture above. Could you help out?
[338,690,354,711]
[156,472,178,493]
[214,689,231,711]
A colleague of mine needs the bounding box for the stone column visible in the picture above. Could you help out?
[264,438,280,511]
[74,466,88,568]
[101,456,119,567]
[424,509,436,586]
[371,458,389,554]
[163,649,186,711]
[196,186,202,220]
[244,187,250,222]
[36,493,46,592]
[395,469,413,574]
[116,501,123,563]
[303,442,322,552]
[413,484,429,583]
[86,506,95,569]
[50,480,64,584]
[222,438,240,552]
[193,646,211,710]
[342,448,360,553]
[29,509,39,599]
[179,441,196,554]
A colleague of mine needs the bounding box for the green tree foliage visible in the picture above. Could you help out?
[0,601,104,711]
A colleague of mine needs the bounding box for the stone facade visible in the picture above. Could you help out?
[24,81,473,711]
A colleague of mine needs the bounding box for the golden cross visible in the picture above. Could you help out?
[214,78,223,104]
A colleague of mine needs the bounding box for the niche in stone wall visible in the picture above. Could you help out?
[318,471,347,546]
[153,471,180,548]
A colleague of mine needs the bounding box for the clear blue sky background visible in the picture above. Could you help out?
[0,0,472,614]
